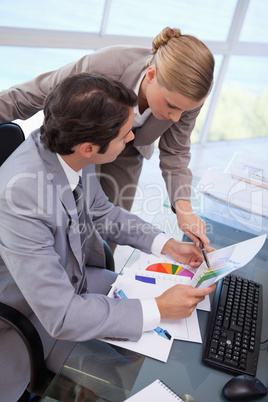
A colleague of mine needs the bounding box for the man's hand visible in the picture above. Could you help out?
[156,284,216,320]
[175,199,209,247]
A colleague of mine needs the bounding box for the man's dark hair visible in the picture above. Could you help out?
[40,73,137,154]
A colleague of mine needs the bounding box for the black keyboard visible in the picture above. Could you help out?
[203,274,263,376]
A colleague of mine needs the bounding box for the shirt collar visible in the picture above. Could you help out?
[56,154,82,191]
[133,70,151,118]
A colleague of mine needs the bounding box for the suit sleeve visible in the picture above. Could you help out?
[88,172,163,251]
[0,47,127,123]
[158,105,202,207]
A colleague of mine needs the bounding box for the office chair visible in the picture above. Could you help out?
[0,122,25,166]
[0,122,115,401]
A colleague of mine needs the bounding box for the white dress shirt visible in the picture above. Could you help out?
[133,71,152,129]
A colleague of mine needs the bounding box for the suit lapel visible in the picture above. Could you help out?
[36,135,84,271]
[59,186,84,271]
[133,115,173,146]
[80,167,106,267]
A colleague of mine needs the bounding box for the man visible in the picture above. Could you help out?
[0,73,214,401]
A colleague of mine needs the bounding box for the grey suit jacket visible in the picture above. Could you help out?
[0,130,162,345]
[0,45,201,203]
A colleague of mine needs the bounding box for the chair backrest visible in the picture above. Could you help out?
[0,123,50,395]
[0,122,25,166]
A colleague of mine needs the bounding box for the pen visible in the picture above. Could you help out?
[199,240,210,269]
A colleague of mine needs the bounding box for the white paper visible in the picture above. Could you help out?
[114,276,202,344]
[124,251,211,312]
[128,252,196,278]
[190,234,266,288]
[103,327,173,363]
[161,308,201,343]
[100,275,202,362]
[125,379,183,401]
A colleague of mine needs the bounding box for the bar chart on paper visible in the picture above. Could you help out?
[190,234,267,288]
[197,258,240,283]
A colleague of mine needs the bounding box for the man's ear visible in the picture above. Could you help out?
[79,142,98,159]
[145,66,157,84]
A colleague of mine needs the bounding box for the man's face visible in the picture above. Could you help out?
[92,109,135,164]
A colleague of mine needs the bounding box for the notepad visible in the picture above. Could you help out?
[124,379,183,401]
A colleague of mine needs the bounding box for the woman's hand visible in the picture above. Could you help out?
[175,199,210,247]
[161,238,215,268]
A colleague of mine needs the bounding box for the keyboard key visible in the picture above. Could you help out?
[223,358,238,367]
[209,353,223,363]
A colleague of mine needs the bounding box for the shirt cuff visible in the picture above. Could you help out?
[140,298,161,332]
[140,233,171,331]
[151,232,171,257]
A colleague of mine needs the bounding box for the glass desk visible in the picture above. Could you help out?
[41,196,268,402]
[41,340,145,401]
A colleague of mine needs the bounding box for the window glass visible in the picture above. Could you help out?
[107,0,237,41]
[191,55,223,143]
[0,47,93,135]
[208,56,268,141]
[239,0,268,43]
[0,0,105,32]
[0,47,92,90]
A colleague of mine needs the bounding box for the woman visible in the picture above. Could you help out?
[0,27,215,247]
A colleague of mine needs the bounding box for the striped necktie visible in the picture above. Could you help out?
[73,176,87,293]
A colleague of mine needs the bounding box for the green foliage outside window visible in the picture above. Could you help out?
[192,86,268,143]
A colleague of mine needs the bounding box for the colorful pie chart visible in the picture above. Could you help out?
[146,263,194,279]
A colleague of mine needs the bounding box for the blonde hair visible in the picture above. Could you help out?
[146,27,215,101]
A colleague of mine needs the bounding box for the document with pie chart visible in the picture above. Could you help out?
[124,252,196,287]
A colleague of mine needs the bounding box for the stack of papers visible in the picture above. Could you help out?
[104,274,202,362]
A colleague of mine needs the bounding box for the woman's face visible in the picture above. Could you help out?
[142,66,206,122]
